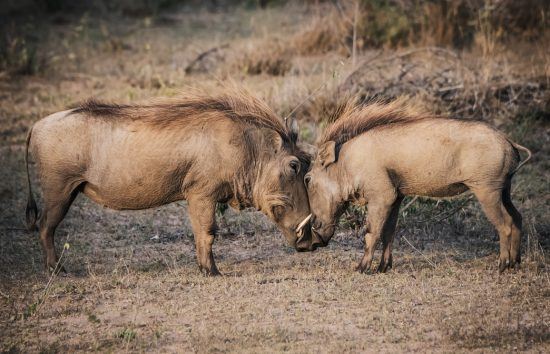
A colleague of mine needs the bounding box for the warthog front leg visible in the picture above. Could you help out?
[377,196,403,273]
[356,196,396,274]
[188,196,220,276]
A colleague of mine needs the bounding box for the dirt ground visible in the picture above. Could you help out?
[1,2,549,353]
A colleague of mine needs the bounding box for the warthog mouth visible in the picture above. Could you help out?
[295,214,312,238]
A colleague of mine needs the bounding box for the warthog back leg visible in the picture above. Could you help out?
[502,179,522,268]
[39,183,79,274]
[187,196,220,276]
[377,196,403,273]
[356,195,396,274]
[471,187,513,272]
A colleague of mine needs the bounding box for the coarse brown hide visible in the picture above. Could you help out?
[305,97,532,273]
[25,89,314,276]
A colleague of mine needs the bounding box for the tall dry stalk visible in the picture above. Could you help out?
[352,0,359,67]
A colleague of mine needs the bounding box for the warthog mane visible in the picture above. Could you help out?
[72,88,294,142]
[320,97,436,147]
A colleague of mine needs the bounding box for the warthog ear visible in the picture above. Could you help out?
[271,132,284,153]
[318,141,336,167]
[285,117,299,143]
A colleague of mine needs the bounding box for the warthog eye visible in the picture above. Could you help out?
[304,174,311,188]
[272,205,285,221]
[289,160,300,175]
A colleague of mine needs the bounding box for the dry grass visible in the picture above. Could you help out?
[236,5,351,76]
[0,1,549,353]
[235,0,549,77]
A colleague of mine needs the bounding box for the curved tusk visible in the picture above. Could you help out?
[295,214,312,233]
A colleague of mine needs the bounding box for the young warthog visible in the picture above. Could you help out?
[302,98,531,273]
[25,89,314,275]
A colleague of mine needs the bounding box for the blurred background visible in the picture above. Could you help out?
[1,0,548,140]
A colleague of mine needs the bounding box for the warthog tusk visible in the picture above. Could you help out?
[295,214,312,233]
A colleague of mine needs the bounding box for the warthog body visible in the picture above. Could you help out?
[304,99,531,273]
[25,90,313,275]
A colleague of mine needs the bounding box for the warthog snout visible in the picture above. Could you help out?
[309,215,333,248]
[295,228,316,252]
[310,230,327,249]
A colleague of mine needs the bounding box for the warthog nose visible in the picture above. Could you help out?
[311,230,327,248]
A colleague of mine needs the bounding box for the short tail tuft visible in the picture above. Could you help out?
[509,141,532,175]
[26,196,38,231]
[25,127,38,231]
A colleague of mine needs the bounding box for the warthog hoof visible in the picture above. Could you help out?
[47,263,67,276]
[355,262,375,274]
[199,265,221,277]
[377,260,392,273]
[499,257,521,273]
[498,259,509,273]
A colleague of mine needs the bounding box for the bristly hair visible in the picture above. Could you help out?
[319,96,434,146]
[72,87,292,142]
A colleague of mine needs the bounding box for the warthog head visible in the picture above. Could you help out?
[250,119,319,252]
[259,153,313,251]
[303,140,347,247]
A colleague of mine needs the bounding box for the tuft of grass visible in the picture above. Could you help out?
[238,39,292,76]
[87,313,101,324]
[23,302,38,320]
[116,328,137,341]
[291,10,351,56]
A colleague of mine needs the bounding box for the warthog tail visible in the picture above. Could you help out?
[509,140,532,175]
[25,126,38,231]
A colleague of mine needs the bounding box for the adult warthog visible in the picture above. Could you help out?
[300,98,531,273]
[25,89,314,275]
